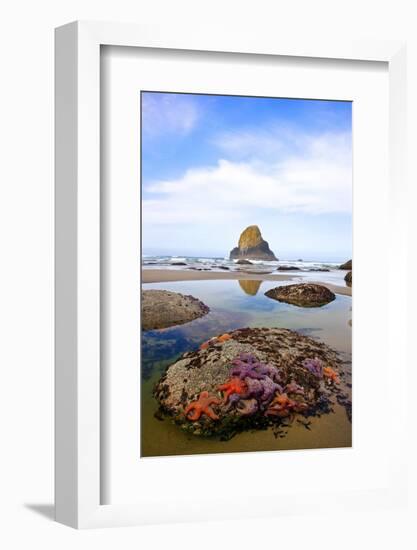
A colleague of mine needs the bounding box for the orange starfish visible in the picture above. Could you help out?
[266,393,293,416]
[217,333,232,343]
[218,377,247,401]
[323,367,340,384]
[266,393,308,417]
[184,391,221,421]
[200,333,232,349]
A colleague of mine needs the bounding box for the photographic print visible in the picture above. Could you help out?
[141,91,352,457]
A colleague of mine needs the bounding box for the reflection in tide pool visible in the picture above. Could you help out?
[141,278,352,457]
[238,279,262,295]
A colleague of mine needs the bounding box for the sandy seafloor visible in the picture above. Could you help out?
[141,268,352,458]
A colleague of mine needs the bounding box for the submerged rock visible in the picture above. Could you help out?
[265,283,335,307]
[345,271,352,286]
[142,290,209,331]
[339,259,352,270]
[276,266,301,271]
[230,225,277,261]
[236,259,253,265]
[154,327,347,439]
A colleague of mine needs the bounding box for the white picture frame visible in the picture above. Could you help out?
[55,21,407,529]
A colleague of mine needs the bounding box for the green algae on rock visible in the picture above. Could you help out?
[142,289,209,331]
[264,283,336,308]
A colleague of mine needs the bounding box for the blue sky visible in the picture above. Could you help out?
[141,92,352,261]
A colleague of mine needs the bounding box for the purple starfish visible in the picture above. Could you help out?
[303,357,323,378]
[259,377,282,404]
[240,376,283,405]
[257,363,280,381]
[243,377,264,398]
[285,381,305,395]
[230,353,279,381]
[230,363,264,380]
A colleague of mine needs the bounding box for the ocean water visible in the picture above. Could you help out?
[142,255,349,286]
[141,278,352,458]
[142,255,343,269]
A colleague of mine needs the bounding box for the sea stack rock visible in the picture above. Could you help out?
[230,225,277,261]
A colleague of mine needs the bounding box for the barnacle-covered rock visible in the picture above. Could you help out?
[264,283,335,308]
[154,327,348,439]
[142,289,209,330]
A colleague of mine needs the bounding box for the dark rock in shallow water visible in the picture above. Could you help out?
[215,265,230,270]
[339,259,352,270]
[345,271,352,286]
[142,290,209,330]
[230,225,277,261]
[265,283,336,307]
[154,327,347,439]
[236,259,253,265]
[306,268,330,272]
[277,266,301,271]
[171,261,187,266]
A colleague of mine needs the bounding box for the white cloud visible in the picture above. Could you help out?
[213,125,296,159]
[142,131,352,226]
[142,93,200,137]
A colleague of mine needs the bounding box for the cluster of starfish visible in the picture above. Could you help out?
[218,354,291,414]
[230,353,280,382]
[183,352,340,424]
